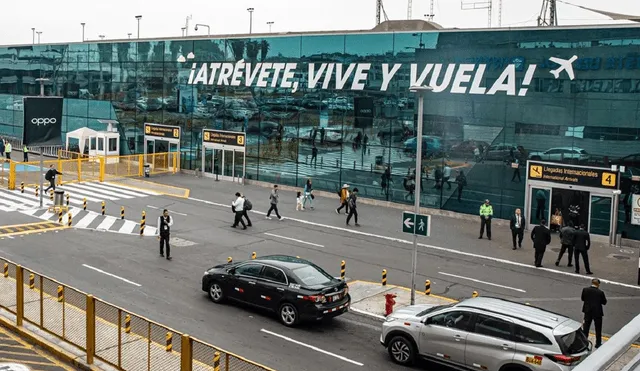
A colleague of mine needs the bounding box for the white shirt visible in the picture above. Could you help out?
[443,166,451,178]
[232,197,245,212]
[515,214,521,228]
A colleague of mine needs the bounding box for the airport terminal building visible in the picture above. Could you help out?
[1,21,640,239]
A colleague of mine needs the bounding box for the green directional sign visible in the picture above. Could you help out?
[402,211,431,237]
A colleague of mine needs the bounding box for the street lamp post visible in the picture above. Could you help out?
[81,23,85,42]
[267,21,274,33]
[35,77,50,208]
[194,24,210,36]
[408,85,433,305]
[247,8,254,34]
[135,15,142,39]
[181,27,186,37]
[128,33,132,39]
[31,28,35,45]
[36,31,42,44]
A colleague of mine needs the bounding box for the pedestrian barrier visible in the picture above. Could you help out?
[35,185,39,197]
[66,193,70,206]
[251,252,257,260]
[340,260,346,280]
[50,189,54,201]
[425,280,431,295]
[83,198,87,211]
[121,206,125,220]
[382,269,387,286]
[58,210,63,224]
[0,257,275,371]
[140,211,146,236]
[101,201,105,216]
[20,181,24,193]
[68,212,72,227]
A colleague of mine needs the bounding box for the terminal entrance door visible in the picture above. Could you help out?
[143,123,181,171]
[201,129,246,183]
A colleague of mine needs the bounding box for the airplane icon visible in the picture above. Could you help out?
[549,55,578,80]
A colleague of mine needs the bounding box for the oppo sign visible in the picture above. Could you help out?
[31,118,57,126]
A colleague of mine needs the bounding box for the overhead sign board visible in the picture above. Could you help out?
[527,161,618,190]
[632,194,640,226]
[144,123,181,140]
[402,211,430,237]
[203,129,245,149]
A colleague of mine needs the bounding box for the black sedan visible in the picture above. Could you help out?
[201,255,350,327]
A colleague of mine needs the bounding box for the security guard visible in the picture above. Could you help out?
[23,145,28,162]
[4,140,11,160]
[581,278,607,348]
[479,199,493,240]
[157,209,173,260]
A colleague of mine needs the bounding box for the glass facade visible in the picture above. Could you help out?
[2,26,640,237]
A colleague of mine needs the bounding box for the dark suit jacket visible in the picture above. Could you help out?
[509,214,526,230]
[581,286,607,317]
[573,229,591,251]
[530,225,551,250]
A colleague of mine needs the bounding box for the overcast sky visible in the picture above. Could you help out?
[1,0,639,46]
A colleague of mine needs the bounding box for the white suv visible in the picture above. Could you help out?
[380,297,591,371]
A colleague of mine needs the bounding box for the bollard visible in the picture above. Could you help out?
[29,273,35,289]
[382,269,387,286]
[35,186,39,198]
[227,257,233,263]
[101,201,105,216]
[251,252,257,260]
[165,332,173,352]
[124,314,131,333]
[83,198,87,211]
[121,206,125,220]
[425,280,431,295]
[3,263,8,278]
[353,160,356,170]
[57,285,64,302]
[50,190,54,201]
[20,182,24,193]
[68,212,72,227]
[213,351,221,371]
[66,193,70,206]
[336,159,339,168]
[58,210,63,224]
[340,260,346,280]
[140,211,146,236]
[472,291,479,298]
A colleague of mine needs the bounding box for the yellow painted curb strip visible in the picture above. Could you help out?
[0,226,68,238]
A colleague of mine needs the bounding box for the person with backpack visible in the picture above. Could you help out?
[346,188,360,226]
[241,194,253,227]
[336,184,349,214]
[44,164,62,192]
[455,170,467,202]
[231,192,247,230]
[266,184,282,220]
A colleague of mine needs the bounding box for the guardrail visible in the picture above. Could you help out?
[2,135,63,158]
[0,256,275,371]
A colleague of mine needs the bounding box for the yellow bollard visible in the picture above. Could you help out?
[382,269,387,286]
[29,273,35,289]
[68,212,72,227]
[251,252,257,260]
[101,201,105,216]
[83,198,87,211]
[66,193,70,206]
[120,206,125,220]
[165,332,173,352]
[58,210,63,224]
[213,351,221,371]
[20,182,24,193]
[35,186,39,198]
[124,314,131,333]
[140,211,146,236]
[227,257,233,263]
[3,263,8,278]
[472,291,479,298]
[340,260,346,280]
[57,286,64,302]
[425,280,431,295]
[50,189,54,201]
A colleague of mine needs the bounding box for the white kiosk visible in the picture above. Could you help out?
[65,126,120,163]
[201,129,246,183]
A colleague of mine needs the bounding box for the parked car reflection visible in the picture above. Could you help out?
[529,147,590,164]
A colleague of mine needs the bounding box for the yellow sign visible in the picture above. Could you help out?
[204,131,210,141]
[237,136,244,145]
[145,125,151,134]
[529,165,542,179]
[173,129,180,138]
[144,124,181,140]
[601,172,616,187]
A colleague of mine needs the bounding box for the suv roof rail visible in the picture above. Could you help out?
[456,297,568,329]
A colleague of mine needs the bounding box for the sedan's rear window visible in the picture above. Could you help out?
[292,265,334,286]
[558,330,590,354]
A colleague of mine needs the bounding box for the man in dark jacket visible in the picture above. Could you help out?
[530,219,551,267]
[509,208,525,250]
[44,165,62,193]
[346,188,359,226]
[573,224,592,275]
[556,222,575,267]
[157,209,173,260]
[581,278,607,348]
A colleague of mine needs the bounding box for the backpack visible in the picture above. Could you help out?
[244,198,253,211]
[45,170,52,181]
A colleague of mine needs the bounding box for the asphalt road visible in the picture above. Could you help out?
[0,175,639,371]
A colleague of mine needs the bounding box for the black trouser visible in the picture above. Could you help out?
[625,205,631,223]
[5,152,10,160]
[574,249,591,273]
[583,313,603,347]
[23,153,28,162]
[337,201,349,214]
[511,228,523,248]
[457,186,463,201]
[311,154,317,166]
[159,233,171,257]
[480,217,491,238]
[267,204,281,219]
[536,199,545,221]
[512,168,521,182]
[243,210,252,226]
[233,211,246,228]
[557,244,574,265]
[44,179,55,192]
[534,247,546,267]
[346,209,358,224]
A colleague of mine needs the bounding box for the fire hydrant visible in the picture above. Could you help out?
[384,293,397,317]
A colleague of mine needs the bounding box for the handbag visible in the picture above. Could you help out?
[550,211,563,226]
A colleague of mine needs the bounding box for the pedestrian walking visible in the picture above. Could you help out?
[0,139,4,159]
[381,168,392,196]
[442,163,452,189]
[44,164,62,193]
[511,158,521,182]
[531,219,551,267]
[231,192,247,229]
[346,188,359,226]
[510,208,525,250]
[581,278,607,348]
[478,199,493,240]
[303,178,314,209]
[556,222,575,267]
[266,184,282,220]
[311,144,318,167]
[23,145,28,162]
[473,147,480,162]
[241,194,253,227]
[4,140,11,160]
[336,184,349,214]
[296,191,304,211]
[535,189,547,222]
[573,224,593,275]
[455,170,466,201]
[157,209,173,260]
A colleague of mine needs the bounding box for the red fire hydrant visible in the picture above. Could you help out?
[384,293,397,317]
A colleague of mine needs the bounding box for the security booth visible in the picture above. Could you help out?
[143,123,181,170]
[201,129,246,183]
[524,160,620,240]
[65,127,120,163]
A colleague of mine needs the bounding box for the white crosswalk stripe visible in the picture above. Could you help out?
[0,181,160,212]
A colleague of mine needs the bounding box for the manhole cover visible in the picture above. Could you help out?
[607,254,631,260]
[0,364,32,371]
[170,237,197,247]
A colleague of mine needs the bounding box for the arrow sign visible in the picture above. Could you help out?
[402,211,431,236]
[403,217,414,230]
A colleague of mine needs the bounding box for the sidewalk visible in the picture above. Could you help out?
[150,173,640,286]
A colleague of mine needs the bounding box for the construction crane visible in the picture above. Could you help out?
[538,0,558,26]
[376,0,389,25]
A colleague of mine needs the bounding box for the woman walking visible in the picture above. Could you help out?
[303,178,314,209]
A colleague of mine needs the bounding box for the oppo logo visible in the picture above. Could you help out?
[31,118,57,126]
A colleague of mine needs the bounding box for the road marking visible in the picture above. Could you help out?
[264,233,324,248]
[259,329,363,366]
[147,205,188,216]
[349,307,385,321]
[82,264,141,287]
[438,272,526,293]
[187,197,640,290]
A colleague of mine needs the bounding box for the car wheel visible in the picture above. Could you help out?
[387,336,416,366]
[208,282,225,303]
[279,303,299,327]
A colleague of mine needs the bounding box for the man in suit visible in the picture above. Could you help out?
[510,208,525,250]
[556,221,575,267]
[574,224,593,275]
[582,278,607,348]
[530,219,551,267]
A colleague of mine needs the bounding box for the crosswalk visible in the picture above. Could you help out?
[20,207,158,236]
[0,181,160,212]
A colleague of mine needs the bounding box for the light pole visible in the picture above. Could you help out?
[247,8,254,34]
[408,85,433,305]
[99,35,106,40]
[181,27,186,37]
[195,24,210,36]
[35,77,50,208]
[81,23,85,41]
[128,33,132,39]
[267,21,274,33]
[31,28,35,45]
[36,31,42,44]
[135,15,142,39]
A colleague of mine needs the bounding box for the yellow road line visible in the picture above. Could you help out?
[0,226,68,237]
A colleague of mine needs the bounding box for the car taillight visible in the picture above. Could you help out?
[303,295,326,303]
[546,354,581,366]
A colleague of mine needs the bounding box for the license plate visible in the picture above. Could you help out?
[526,356,542,365]
[328,293,341,302]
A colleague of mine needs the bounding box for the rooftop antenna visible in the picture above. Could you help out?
[376,0,389,25]
[461,0,493,28]
[184,15,193,36]
[407,0,413,19]
[538,0,558,26]
[426,0,435,20]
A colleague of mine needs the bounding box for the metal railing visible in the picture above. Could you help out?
[0,257,275,371]
[574,314,640,371]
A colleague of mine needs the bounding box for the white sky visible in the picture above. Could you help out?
[1,0,639,45]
